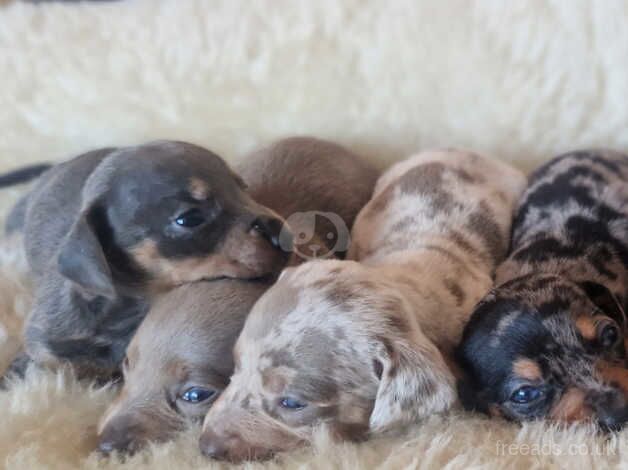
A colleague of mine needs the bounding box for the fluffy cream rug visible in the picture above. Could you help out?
[1,0,628,468]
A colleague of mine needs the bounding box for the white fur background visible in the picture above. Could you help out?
[1,0,628,468]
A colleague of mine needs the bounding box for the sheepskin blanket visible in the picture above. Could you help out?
[1,1,628,468]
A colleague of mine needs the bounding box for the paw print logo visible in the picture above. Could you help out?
[279,211,350,260]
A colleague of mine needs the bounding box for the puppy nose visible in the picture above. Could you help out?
[98,433,132,456]
[251,216,289,250]
[98,423,137,456]
[199,428,229,460]
[595,390,628,431]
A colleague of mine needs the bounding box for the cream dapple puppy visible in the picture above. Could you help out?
[200,149,526,461]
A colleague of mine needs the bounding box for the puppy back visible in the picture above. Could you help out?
[237,137,379,231]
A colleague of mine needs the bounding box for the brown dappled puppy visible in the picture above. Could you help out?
[97,137,378,454]
[200,149,526,462]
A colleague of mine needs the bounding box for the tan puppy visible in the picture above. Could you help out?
[98,280,267,454]
[200,149,526,461]
[96,137,378,454]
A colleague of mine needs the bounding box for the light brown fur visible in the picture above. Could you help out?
[200,149,526,461]
[97,137,378,454]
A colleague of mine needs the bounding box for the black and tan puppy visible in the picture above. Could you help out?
[457,150,628,429]
[2,141,288,381]
[95,137,378,454]
[2,138,375,382]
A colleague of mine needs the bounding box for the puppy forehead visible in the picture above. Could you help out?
[98,141,240,200]
[467,281,598,370]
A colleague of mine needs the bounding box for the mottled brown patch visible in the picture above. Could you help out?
[575,315,597,340]
[549,388,591,422]
[444,278,465,306]
[449,230,476,254]
[466,201,504,262]
[331,421,370,442]
[189,177,210,200]
[240,394,252,409]
[512,358,542,381]
[453,167,475,183]
[390,216,414,234]
[261,368,287,393]
[387,312,410,334]
[398,162,446,194]
[261,348,295,368]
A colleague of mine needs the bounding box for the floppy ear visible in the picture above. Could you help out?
[578,281,626,327]
[369,333,456,432]
[57,210,116,299]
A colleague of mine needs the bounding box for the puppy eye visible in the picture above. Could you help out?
[279,396,307,410]
[174,209,205,228]
[510,386,543,404]
[180,387,215,403]
[599,324,620,348]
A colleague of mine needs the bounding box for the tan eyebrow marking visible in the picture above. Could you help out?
[512,358,542,381]
[189,177,210,200]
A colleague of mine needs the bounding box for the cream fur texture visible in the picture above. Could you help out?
[1,0,628,468]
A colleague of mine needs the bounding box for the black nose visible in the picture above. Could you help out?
[251,216,290,250]
[199,429,229,460]
[595,390,628,431]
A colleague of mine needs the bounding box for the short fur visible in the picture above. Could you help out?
[2,140,291,382]
[457,150,628,429]
[96,137,378,454]
[200,149,526,461]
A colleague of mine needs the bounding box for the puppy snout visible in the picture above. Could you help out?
[251,216,290,251]
[199,429,244,460]
[200,427,271,462]
[595,390,628,431]
[98,425,136,456]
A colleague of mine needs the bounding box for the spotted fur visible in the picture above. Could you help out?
[200,149,526,461]
[458,150,628,429]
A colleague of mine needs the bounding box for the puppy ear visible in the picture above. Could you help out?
[369,334,456,432]
[456,378,489,413]
[57,210,115,299]
[578,281,626,327]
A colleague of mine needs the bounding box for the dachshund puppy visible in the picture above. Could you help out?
[1,141,287,382]
[457,150,628,429]
[97,280,268,455]
[199,149,526,461]
[2,138,377,383]
[95,137,378,454]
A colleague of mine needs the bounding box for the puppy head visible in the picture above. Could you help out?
[97,279,267,455]
[57,141,291,298]
[457,273,628,429]
[200,260,455,462]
